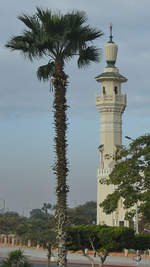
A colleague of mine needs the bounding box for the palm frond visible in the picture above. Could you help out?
[6,7,103,70]
[5,35,41,61]
[5,28,51,61]
[36,8,63,37]
[78,46,102,68]
[1,259,12,267]
[37,61,55,81]
[59,15,103,61]
[18,14,38,31]
[80,26,104,42]
[64,10,87,28]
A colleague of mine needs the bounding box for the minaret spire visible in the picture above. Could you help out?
[109,23,113,43]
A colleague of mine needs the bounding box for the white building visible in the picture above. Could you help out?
[96,26,128,226]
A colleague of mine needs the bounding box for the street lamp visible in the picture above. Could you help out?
[125,136,139,234]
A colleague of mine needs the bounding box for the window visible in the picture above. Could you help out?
[114,86,118,94]
[119,221,124,226]
[103,86,105,94]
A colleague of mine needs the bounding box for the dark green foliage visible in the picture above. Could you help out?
[134,234,150,250]
[67,201,96,225]
[0,206,56,245]
[0,212,24,235]
[67,225,134,267]
[67,225,92,251]
[30,209,48,219]
[17,208,56,243]
[67,225,134,252]
[4,212,19,217]
[95,226,134,251]
[2,249,32,267]
[0,201,96,238]
[5,8,103,73]
[100,134,150,222]
[41,203,53,214]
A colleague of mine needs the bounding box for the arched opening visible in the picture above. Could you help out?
[103,86,106,94]
[114,86,118,94]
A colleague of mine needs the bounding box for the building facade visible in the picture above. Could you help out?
[96,26,128,226]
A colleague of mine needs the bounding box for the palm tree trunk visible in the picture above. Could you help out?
[53,60,68,267]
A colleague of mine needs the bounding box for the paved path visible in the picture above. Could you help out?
[0,246,150,266]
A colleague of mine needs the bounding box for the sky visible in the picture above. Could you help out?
[0,0,150,215]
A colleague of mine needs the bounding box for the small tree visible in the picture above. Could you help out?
[2,249,31,267]
[67,225,134,267]
[90,226,134,267]
[67,225,95,267]
[100,134,150,223]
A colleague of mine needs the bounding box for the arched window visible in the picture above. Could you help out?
[114,86,118,94]
[103,86,105,94]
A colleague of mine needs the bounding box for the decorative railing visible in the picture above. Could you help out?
[0,234,47,249]
[97,168,113,176]
[96,94,126,106]
[0,234,150,259]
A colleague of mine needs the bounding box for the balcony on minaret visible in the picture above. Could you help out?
[97,168,113,177]
[95,70,127,114]
[96,94,126,106]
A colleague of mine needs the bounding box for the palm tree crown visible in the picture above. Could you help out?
[6,8,103,78]
[6,8,103,267]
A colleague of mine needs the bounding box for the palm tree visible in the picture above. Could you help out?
[5,8,103,267]
[2,249,31,267]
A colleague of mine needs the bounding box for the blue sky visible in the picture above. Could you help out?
[0,0,150,214]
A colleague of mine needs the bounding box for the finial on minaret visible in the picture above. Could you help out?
[104,23,118,67]
[109,23,113,43]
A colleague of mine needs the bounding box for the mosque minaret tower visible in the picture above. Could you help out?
[96,25,128,226]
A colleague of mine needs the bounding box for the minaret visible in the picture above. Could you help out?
[96,25,128,226]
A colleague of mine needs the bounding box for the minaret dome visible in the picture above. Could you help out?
[104,24,118,68]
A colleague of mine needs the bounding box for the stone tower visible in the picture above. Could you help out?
[96,25,128,226]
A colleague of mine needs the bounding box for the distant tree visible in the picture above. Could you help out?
[29,208,53,221]
[100,134,150,222]
[5,8,103,267]
[15,221,29,237]
[0,201,97,238]
[68,201,96,225]
[20,217,55,243]
[4,212,19,217]
[0,212,24,235]
[0,206,56,242]
[41,203,52,214]
[29,209,46,219]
